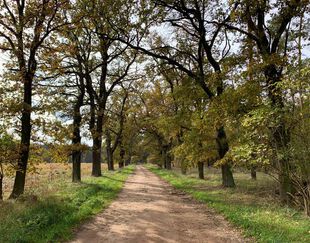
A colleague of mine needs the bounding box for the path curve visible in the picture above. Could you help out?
[70,165,246,243]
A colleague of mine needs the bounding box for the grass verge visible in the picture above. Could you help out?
[0,165,134,243]
[147,165,310,243]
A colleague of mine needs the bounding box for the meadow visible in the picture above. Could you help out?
[0,163,134,243]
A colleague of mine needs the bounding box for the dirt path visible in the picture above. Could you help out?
[70,166,247,243]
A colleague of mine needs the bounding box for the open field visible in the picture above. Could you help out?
[0,163,134,243]
[148,165,310,243]
[2,163,107,199]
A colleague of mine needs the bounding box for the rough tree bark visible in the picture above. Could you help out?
[85,73,101,177]
[72,77,85,182]
[216,126,235,187]
[91,47,108,176]
[92,112,104,176]
[10,75,33,198]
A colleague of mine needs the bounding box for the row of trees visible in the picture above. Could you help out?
[0,0,139,198]
[0,0,309,215]
[115,0,309,214]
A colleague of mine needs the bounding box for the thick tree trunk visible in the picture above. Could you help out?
[221,164,235,187]
[198,161,204,179]
[251,166,257,180]
[72,103,82,182]
[92,114,104,177]
[91,43,109,175]
[216,126,235,187]
[92,136,102,176]
[10,124,30,199]
[72,151,81,182]
[72,87,84,182]
[106,148,114,171]
[92,134,102,176]
[10,77,32,199]
[85,74,103,177]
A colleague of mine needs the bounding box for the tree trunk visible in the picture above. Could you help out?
[72,86,84,182]
[106,148,114,171]
[105,129,114,171]
[91,42,109,175]
[92,114,104,177]
[85,73,102,177]
[198,161,204,179]
[72,106,82,182]
[221,164,235,187]
[251,166,257,180]
[10,77,32,199]
[72,151,81,182]
[216,126,235,187]
[92,136,102,176]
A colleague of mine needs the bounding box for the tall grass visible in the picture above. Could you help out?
[0,165,134,243]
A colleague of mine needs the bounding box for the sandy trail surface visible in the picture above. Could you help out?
[70,165,246,243]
